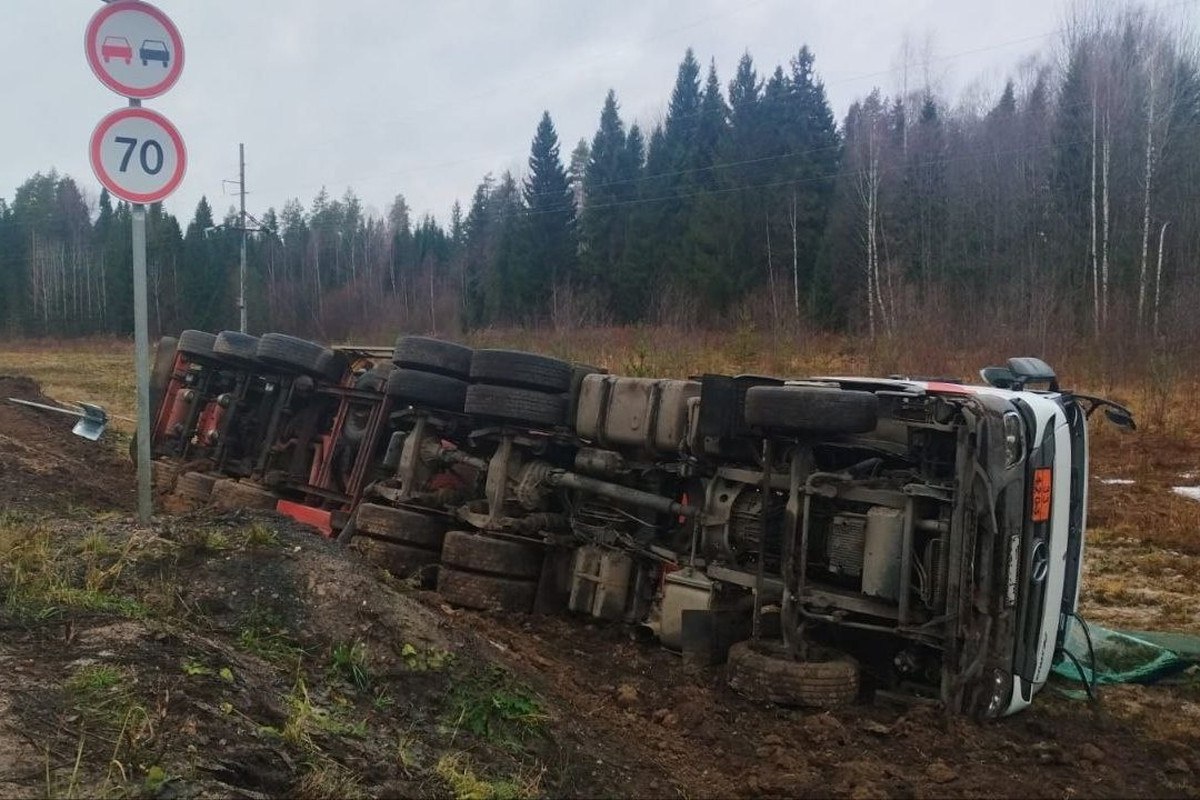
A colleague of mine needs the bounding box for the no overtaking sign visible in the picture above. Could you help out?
[85,0,185,99]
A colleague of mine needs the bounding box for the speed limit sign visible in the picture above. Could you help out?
[89,106,186,204]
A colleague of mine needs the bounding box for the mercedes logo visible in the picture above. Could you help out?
[1030,540,1049,583]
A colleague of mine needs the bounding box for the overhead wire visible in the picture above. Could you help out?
[244,87,1113,219]
[6,109,1200,238]
[494,91,1115,207]
[249,0,1200,206]
[508,115,1200,219]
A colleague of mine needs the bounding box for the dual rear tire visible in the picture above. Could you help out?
[436,530,544,612]
[387,336,474,413]
[210,478,278,511]
[175,471,217,504]
[351,503,448,585]
[464,349,577,429]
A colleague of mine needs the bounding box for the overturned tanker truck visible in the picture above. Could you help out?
[147,330,1133,718]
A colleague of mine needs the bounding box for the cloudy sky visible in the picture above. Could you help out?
[4,1,1194,226]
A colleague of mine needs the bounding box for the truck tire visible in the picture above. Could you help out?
[440,531,544,580]
[744,386,878,434]
[393,336,474,379]
[175,471,217,503]
[469,349,572,393]
[150,335,178,418]
[151,460,181,492]
[436,567,537,612]
[177,330,217,360]
[355,363,392,394]
[256,333,328,376]
[351,536,441,584]
[210,479,278,511]
[213,331,261,367]
[386,368,468,412]
[315,348,350,383]
[727,640,859,708]
[464,384,566,427]
[354,503,447,550]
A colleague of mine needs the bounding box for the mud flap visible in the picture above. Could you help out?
[680,609,754,669]
[533,545,574,614]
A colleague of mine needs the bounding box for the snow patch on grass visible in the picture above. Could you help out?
[1170,486,1200,502]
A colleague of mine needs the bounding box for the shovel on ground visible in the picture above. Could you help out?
[6,398,110,441]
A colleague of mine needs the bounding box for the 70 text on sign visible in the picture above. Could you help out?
[89,106,187,204]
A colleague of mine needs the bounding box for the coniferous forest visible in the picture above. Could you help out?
[3,6,1200,345]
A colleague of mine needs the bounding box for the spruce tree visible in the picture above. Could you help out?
[686,63,733,309]
[0,199,14,333]
[520,111,577,321]
[645,50,710,305]
[462,176,494,326]
[449,201,465,249]
[181,197,223,331]
[623,124,645,176]
[624,122,669,320]
[696,62,729,185]
[582,91,628,293]
[726,53,769,300]
[486,171,526,323]
[663,49,703,171]
[786,47,840,319]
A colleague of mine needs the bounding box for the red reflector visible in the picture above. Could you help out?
[276,500,333,537]
[926,381,974,395]
[1031,468,1052,522]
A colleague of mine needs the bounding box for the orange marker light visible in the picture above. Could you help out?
[1032,468,1052,523]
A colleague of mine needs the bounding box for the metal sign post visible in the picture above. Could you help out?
[86,0,186,524]
[131,194,152,521]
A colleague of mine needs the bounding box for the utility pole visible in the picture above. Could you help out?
[239,142,248,333]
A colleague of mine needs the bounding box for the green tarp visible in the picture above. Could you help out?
[1052,618,1200,688]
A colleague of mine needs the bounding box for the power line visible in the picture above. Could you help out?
[4,104,1198,238]
[384,91,1154,208]
[250,9,1048,199]
[233,113,1200,236]
[253,0,1200,212]
[510,117,1200,219]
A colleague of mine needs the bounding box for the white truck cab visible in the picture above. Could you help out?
[772,358,1129,716]
[668,358,1133,717]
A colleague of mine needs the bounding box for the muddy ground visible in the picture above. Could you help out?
[0,376,134,511]
[1,377,1198,798]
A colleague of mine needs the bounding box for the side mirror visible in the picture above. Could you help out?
[1006,357,1059,391]
[1104,407,1136,432]
[980,366,1017,389]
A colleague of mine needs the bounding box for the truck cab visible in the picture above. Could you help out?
[642,357,1130,716]
[794,365,1096,716]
